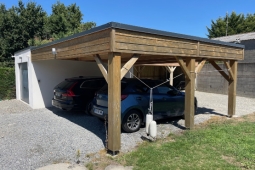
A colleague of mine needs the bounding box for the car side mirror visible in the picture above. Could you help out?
[167,90,178,96]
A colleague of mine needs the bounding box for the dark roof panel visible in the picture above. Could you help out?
[14,46,35,55]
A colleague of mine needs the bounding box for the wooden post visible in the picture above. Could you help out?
[108,52,121,154]
[136,66,145,78]
[228,60,237,117]
[185,58,195,129]
[137,66,141,78]
[169,67,175,86]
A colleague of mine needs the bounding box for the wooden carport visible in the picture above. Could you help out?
[31,22,244,154]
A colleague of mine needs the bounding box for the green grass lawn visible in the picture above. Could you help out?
[119,116,255,170]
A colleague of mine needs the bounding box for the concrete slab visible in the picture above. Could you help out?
[105,165,133,170]
[36,163,87,170]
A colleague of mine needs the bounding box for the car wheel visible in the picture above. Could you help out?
[85,102,92,115]
[122,110,142,133]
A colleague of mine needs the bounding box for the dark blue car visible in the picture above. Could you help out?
[90,78,197,133]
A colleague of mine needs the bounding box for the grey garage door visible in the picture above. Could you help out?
[20,63,29,104]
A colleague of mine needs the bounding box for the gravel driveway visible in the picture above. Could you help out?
[0,91,254,170]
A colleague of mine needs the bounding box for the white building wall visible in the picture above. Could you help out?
[14,49,102,109]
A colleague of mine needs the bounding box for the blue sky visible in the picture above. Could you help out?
[2,0,255,38]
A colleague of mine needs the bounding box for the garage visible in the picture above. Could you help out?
[14,48,107,108]
[13,22,244,154]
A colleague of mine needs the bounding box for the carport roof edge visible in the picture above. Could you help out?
[29,22,244,52]
[14,46,36,55]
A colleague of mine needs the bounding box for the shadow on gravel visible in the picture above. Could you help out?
[47,107,107,147]
[147,106,228,131]
[196,107,228,117]
[156,117,186,130]
[46,106,226,147]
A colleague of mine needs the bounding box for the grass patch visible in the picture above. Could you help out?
[120,114,255,170]
[85,162,94,170]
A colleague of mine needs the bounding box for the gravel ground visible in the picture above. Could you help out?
[0,92,255,170]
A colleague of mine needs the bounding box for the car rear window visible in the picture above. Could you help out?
[80,79,106,88]
[54,80,77,90]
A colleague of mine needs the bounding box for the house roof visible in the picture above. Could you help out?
[212,32,255,42]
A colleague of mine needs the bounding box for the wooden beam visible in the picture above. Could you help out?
[209,60,230,82]
[185,58,195,129]
[140,66,145,72]
[121,54,139,79]
[138,66,145,78]
[134,66,138,73]
[165,66,170,72]
[137,63,180,67]
[165,66,176,72]
[94,54,108,83]
[107,52,121,154]
[195,59,206,73]
[171,66,176,72]
[175,57,191,80]
[134,66,145,78]
[165,66,176,86]
[137,66,140,77]
[197,42,200,57]
[133,58,177,65]
[195,60,206,89]
[228,60,237,117]
[223,60,234,81]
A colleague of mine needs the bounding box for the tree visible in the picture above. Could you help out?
[226,12,245,35]
[207,17,227,38]
[47,1,83,37]
[207,12,250,38]
[0,4,24,61]
[46,21,96,41]
[243,13,255,32]
[17,1,46,40]
[79,22,96,32]
[0,1,46,60]
[0,1,96,61]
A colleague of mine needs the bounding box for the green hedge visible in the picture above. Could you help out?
[0,67,16,100]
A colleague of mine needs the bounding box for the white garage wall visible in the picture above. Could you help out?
[31,60,102,108]
[14,49,103,109]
